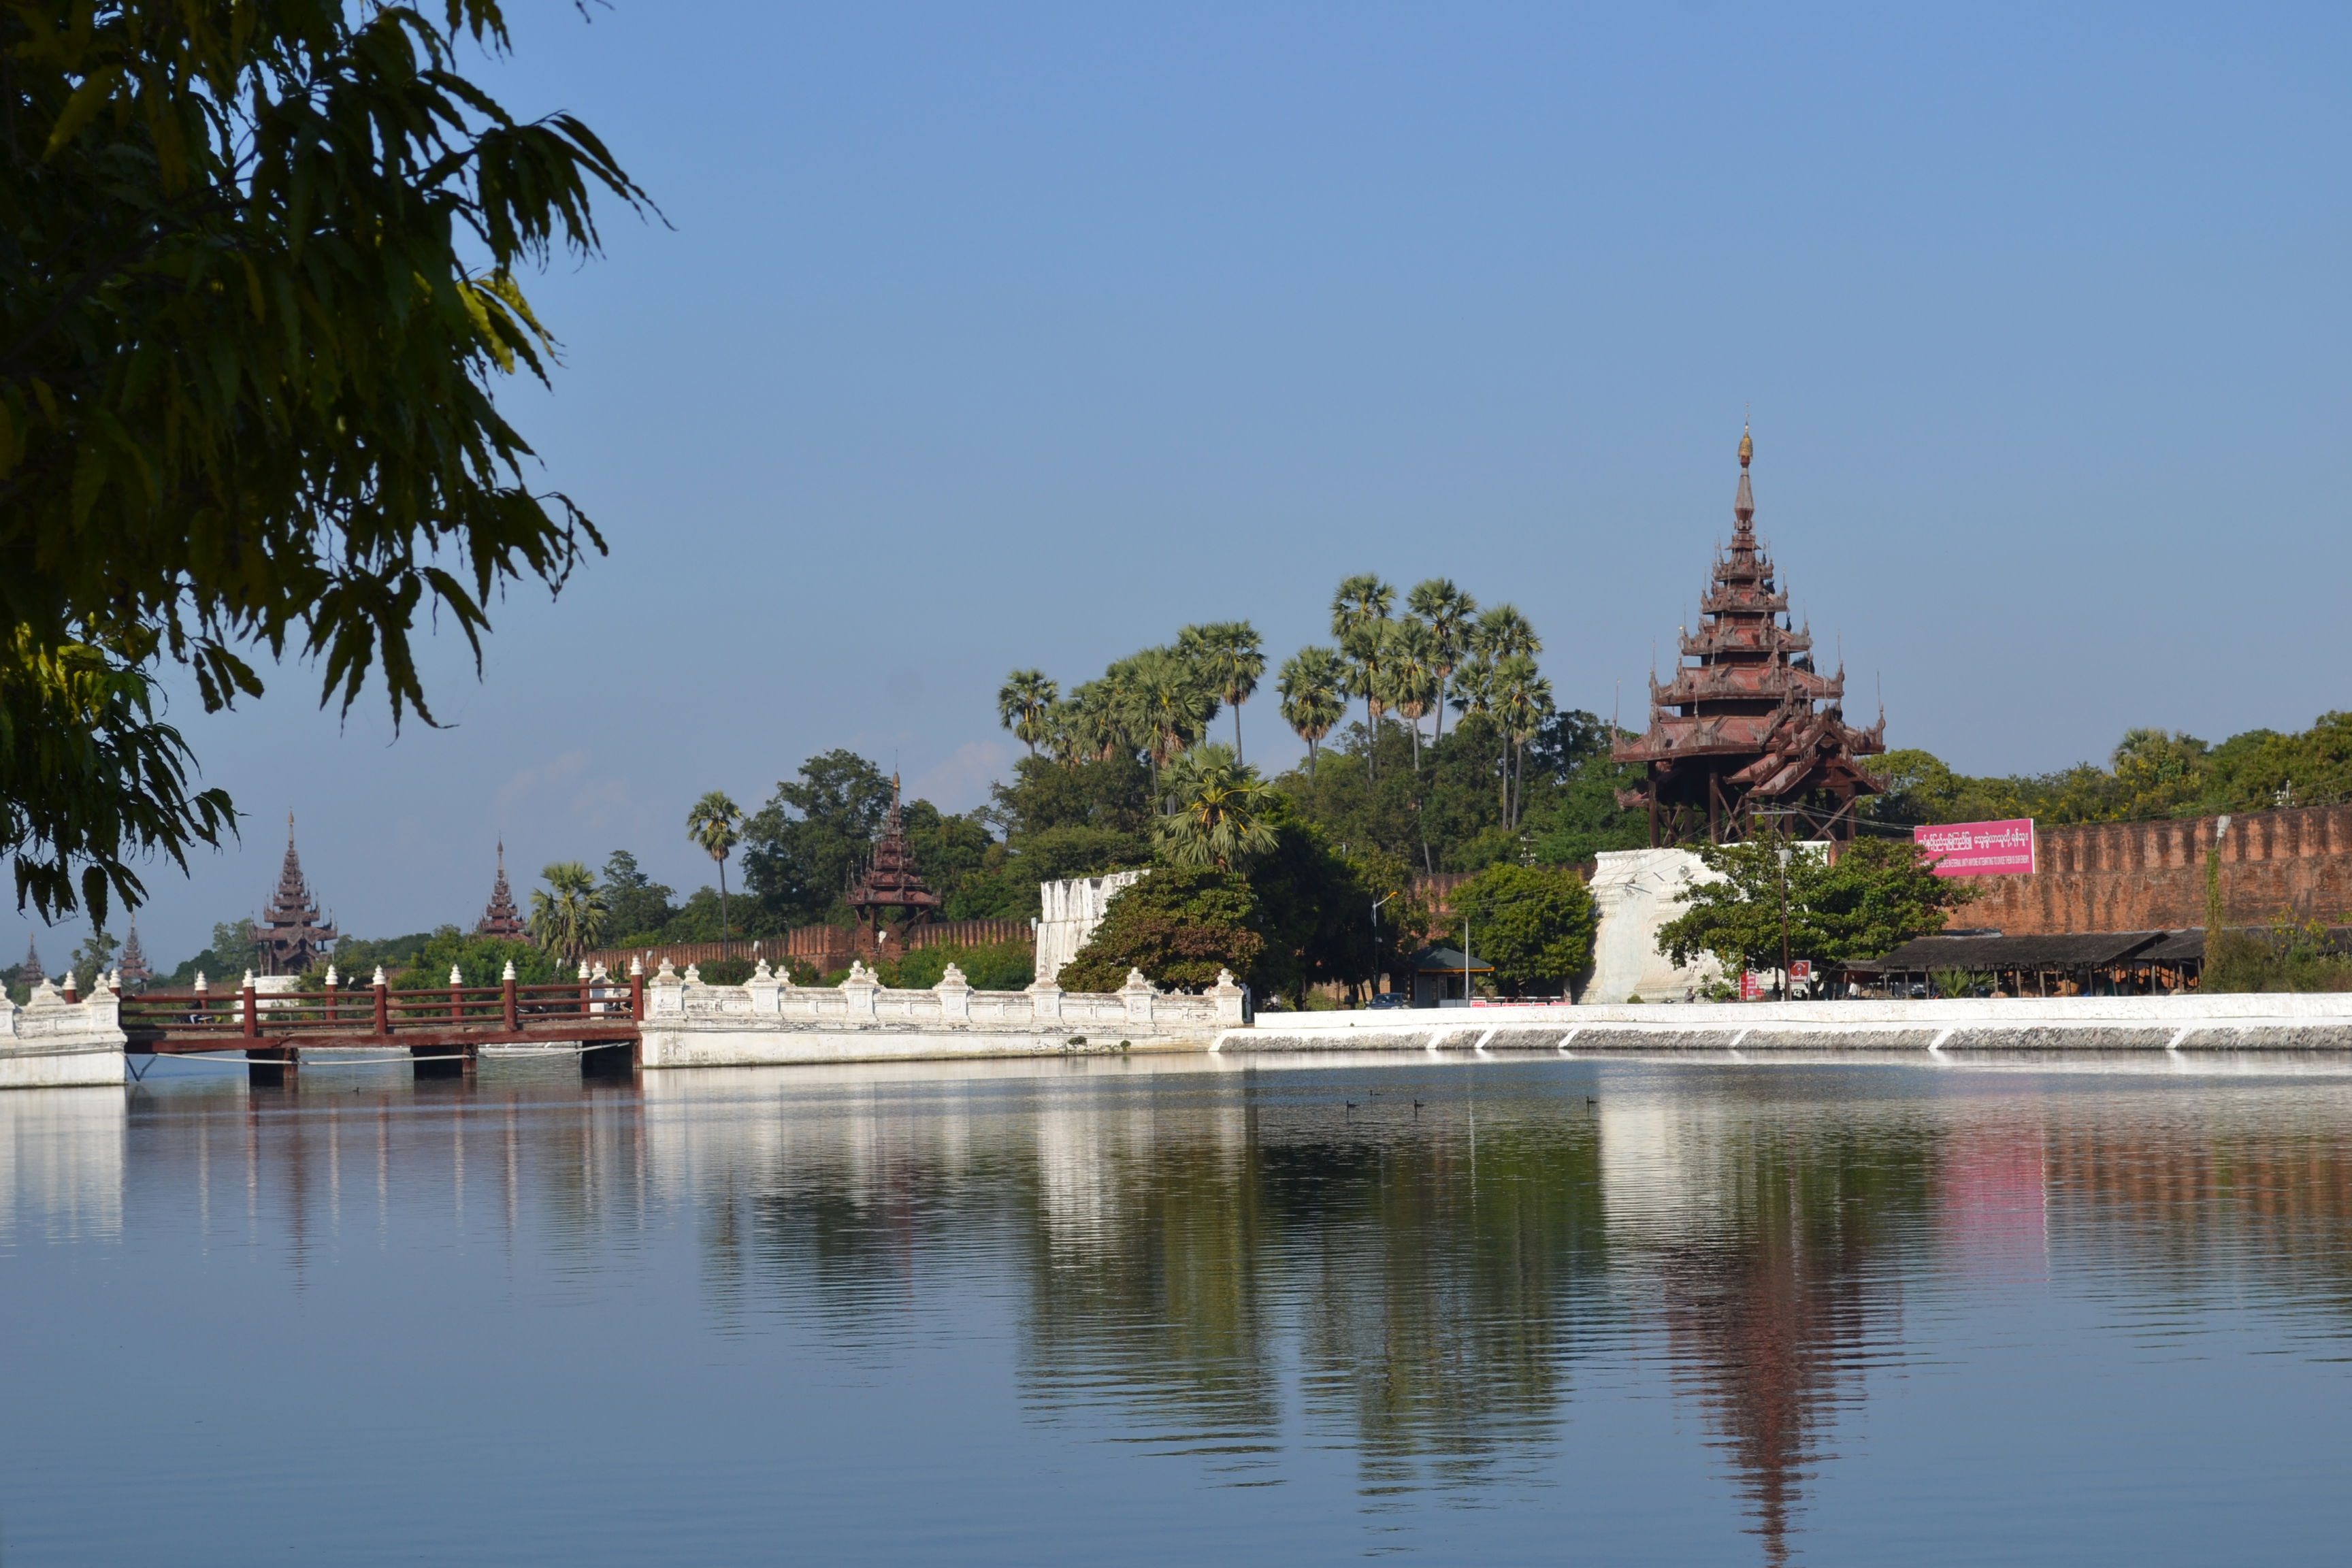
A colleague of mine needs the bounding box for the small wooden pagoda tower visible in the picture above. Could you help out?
[255,815,339,975]
[117,919,152,991]
[846,778,942,944]
[18,934,42,990]
[476,843,527,940]
[1613,428,1886,844]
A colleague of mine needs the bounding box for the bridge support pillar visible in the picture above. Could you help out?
[246,1045,297,1089]
[411,1044,478,1081]
[581,1040,638,1079]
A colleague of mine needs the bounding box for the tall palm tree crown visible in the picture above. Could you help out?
[996,670,1060,756]
[685,790,743,940]
[1277,647,1348,766]
[1407,578,1478,741]
[1385,619,1441,771]
[1155,744,1279,870]
[529,861,608,966]
[1330,574,1396,776]
[1177,621,1266,762]
[1473,603,1541,662]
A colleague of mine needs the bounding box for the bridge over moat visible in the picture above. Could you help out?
[117,964,645,1084]
[0,958,1252,1088]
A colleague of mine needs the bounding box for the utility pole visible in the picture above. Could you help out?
[1776,821,1793,1002]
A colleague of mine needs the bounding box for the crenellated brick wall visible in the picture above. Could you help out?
[1967,804,2352,934]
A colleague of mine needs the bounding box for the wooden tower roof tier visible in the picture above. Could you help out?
[1611,429,1886,845]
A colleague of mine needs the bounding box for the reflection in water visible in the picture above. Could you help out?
[12,1055,2352,1563]
[0,1085,122,1243]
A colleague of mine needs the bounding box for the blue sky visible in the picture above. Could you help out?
[27,1,2349,972]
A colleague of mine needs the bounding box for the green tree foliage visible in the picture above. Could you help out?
[1867,715,2352,830]
[387,928,569,990]
[996,670,1058,756]
[1058,866,1264,994]
[1245,815,1415,1004]
[1405,578,1477,741]
[685,790,742,938]
[1277,646,1348,764]
[1448,864,1597,996]
[528,860,607,965]
[1176,621,1264,762]
[599,851,676,943]
[1155,745,1279,870]
[881,938,1035,992]
[66,926,120,990]
[742,751,894,925]
[1656,836,1977,976]
[0,2,646,921]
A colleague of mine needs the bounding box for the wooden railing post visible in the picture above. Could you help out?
[372,966,390,1036]
[448,964,464,1026]
[240,973,258,1039]
[323,964,338,1026]
[578,960,591,1019]
[502,961,519,1030]
[630,956,645,1021]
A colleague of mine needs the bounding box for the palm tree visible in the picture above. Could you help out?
[996,670,1060,757]
[1177,621,1267,762]
[1493,654,1553,828]
[1113,647,1218,805]
[529,861,609,966]
[685,790,743,940]
[1473,602,1541,662]
[1155,744,1280,870]
[1407,578,1478,742]
[1330,574,1395,779]
[1277,647,1348,767]
[1061,681,1128,764]
[1386,618,1441,771]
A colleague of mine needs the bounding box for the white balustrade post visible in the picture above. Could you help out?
[1121,968,1156,1026]
[935,962,972,1022]
[1210,968,1250,1026]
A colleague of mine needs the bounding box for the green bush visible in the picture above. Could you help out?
[881,939,1034,992]
[1059,866,1262,993]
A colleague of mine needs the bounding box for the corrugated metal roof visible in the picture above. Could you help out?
[1852,930,2172,971]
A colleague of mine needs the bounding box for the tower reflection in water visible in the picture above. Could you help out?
[25,1055,2352,1564]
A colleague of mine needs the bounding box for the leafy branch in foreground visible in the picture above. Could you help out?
[0,1,651,917]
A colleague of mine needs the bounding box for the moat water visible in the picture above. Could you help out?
[3,1051,2351,1565]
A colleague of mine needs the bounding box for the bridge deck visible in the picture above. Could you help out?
[118,979,644,1056]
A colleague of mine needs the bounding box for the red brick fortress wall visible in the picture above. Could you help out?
[1967,804,2352,934]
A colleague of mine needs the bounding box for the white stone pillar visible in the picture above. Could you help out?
[935,963,972,1022]
[1120,968,1156,1025]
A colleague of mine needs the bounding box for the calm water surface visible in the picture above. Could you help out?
[3,1051,2351,1565]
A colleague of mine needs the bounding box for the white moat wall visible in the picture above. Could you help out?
[1584,848,1723,1002]
[636,958,1247,1068]
[1034,871,1148,985]
[0,981,128,1090]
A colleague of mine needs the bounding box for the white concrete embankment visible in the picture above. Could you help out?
[636,959,1247,1068]
[0,983,128,1090]
[1219,993,2352,1054]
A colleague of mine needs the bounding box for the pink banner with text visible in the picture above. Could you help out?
[1914,819,2037,877]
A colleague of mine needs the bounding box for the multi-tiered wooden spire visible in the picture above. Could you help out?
[255,815,339,975]
[476,842,526,940]
[846,777,942,941]
[1613,429,1885,844]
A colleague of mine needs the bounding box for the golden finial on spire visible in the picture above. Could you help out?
[1738,421,1752,470]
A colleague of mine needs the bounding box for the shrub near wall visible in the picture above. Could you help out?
[879,939,1035,992]
[1058,867,1264,993]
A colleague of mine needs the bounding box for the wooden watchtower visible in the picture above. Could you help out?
[1612,429,1886,845]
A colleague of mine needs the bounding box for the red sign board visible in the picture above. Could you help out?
[1914,819,2037,877]
[1788,960,1812,982]
[1740,970,1764,1001]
